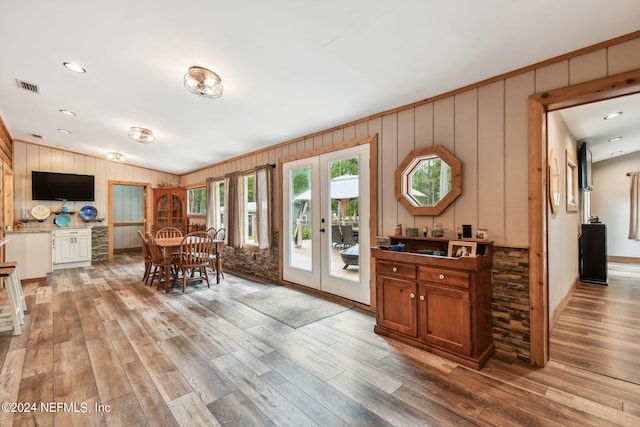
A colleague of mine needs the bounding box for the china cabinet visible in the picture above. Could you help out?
[153,188,187,235]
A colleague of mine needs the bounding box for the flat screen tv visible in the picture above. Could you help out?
[32,171,95,201]
[578,142,593,191]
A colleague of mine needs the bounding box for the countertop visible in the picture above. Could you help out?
[6,226,93,234]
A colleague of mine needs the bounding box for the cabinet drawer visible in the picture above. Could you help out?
[419,267,469,288]
[377,260,416,279]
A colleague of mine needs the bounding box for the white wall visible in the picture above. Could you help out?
[592,150,640,259]
[547,112,581,314]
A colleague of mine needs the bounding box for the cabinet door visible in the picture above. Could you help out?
[76,233,92,261]
[54,235,74,264]
[377,276,417,337]
[419,284,471,355]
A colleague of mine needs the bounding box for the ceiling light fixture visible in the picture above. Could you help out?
[57,128,71,134]
[63,62,86,73]
[607,136,622,143]
[128,126,154,143]
[108,152,125,163]
[59,109,76,117]
[603,111,622,120]
[56,145,68,150]
[184,65,223,98]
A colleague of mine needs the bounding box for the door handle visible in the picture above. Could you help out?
[320,228,325,233]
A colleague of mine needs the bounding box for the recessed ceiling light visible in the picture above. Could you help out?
[603,111,622,120]
[29,133,44,139]
[56,145,68,150]
[59,109,76,117]
[607,136,622,143]
[57,128,71,134]
[63,62,86,73]
[610,150,623,156]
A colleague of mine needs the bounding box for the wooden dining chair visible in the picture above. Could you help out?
[209,228,226,279]
[173,231,214,293]
[155,227,183,239]
[137,230,152,283]
[146,232,173,289]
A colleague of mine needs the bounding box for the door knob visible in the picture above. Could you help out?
[320,228,325,233]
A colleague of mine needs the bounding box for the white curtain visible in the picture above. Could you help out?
[255,165,272,249]
[629,172,640,240]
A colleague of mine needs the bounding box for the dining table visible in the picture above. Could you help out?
[155,236,224,293]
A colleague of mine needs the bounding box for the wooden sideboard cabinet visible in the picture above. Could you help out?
[153,188,187,235]
[372,236,494,370]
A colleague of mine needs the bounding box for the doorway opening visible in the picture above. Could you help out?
[108,181,150,261]
[528,68,640,367]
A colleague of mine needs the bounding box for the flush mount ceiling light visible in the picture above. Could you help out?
[128,126,154,143]
[607,136,622,143]
[603,111,622,120]
[184,65,223,98]
[63,62,86,73]
[108,152,125,163]
[57,128,71,134]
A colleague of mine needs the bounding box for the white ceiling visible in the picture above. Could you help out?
[558,93,640,163]
[1,1,639,174]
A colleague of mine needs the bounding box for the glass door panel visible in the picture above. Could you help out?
[282,144,370,305]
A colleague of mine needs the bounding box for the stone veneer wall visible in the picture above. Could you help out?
[91,226,108,262]
[221,230,280,282]
[491,245,530,362]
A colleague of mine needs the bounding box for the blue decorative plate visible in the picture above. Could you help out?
[54,215,71,227]
[79,205,98,220]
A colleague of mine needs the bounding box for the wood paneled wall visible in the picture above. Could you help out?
[182,34,640,248]
[12,141,179,229]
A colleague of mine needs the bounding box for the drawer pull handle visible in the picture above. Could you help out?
[410,293,415,299]
[419,295,425,301]
[439,274,445,280]
[392,267,398,272]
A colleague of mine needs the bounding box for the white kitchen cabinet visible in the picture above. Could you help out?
[52,228,92,269]
[5,230,53,282]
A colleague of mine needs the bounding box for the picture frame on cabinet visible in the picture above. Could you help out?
[448,240,477,257]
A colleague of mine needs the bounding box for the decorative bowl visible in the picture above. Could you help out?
[79,205,98,221]
[54,215,71,227]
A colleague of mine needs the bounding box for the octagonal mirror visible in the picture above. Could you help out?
[395,145,462,215]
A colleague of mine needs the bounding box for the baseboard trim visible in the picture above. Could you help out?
[550,275,579,330]
[608,255,640,264]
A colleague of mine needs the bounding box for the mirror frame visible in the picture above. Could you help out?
[395,145,462,216]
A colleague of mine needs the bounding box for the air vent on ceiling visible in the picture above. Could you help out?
[16,79,40,94]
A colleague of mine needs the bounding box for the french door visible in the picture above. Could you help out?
[282,144,370,305]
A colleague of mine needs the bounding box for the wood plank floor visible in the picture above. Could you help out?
[550,262,640,385]
[1,254,639,426]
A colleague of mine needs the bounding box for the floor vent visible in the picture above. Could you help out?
[16,79,40,94]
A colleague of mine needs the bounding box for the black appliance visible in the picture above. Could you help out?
[579,223,607,285]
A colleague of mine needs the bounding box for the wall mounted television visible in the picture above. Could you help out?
[32,171,95,201]
[578,142,593,191]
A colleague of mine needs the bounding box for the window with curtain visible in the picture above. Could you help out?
[209,165,272,249]
[205,179,224,230]
[187,186,206,215]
